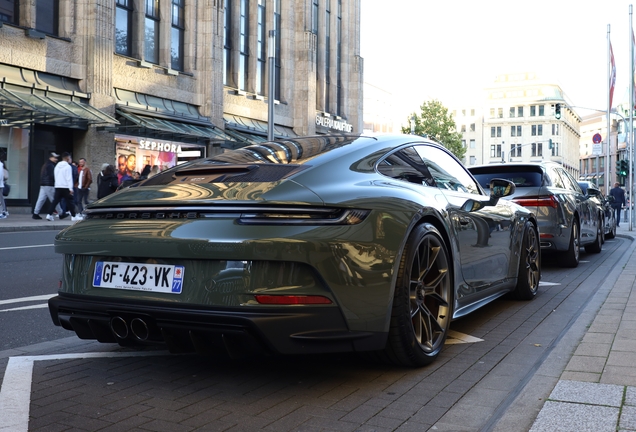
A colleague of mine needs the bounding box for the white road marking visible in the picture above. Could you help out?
[445,330,484,345]
[0,244,53,251]
[539,281,561,286]
[0,295,56,306]
[0,351,169,432]
[0,304,50,313]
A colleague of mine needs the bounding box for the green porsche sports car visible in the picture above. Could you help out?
[48,134,540,367]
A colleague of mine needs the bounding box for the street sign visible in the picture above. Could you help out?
[593,143,602,155]
[593,133,602,144]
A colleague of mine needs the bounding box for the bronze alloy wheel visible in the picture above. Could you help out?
[513,222,540,300]
[385,223,452,367]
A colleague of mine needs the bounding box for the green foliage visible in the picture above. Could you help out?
[401,99,466,160]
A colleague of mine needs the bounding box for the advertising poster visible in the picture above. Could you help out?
[115,138,179,184]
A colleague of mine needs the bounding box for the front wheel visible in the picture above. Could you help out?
[512,222,540,300]
[383,223,452,367]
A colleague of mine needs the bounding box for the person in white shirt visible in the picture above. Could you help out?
[0,157,7,218]
[45,152,83,222]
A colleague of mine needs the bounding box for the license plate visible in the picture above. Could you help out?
[93,261,184,294]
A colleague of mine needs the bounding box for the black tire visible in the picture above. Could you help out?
[383,223,452,367]
[512,222,540,300]
[584,220,602,254]
[606,219,616,239]
[560,221,580,268]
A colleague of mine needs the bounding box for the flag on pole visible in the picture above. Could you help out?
[633,30,636,109]
[610,41,617,108]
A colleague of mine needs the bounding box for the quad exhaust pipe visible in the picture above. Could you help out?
[109,316,150,341]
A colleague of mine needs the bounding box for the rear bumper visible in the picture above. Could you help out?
[48,294,386,357]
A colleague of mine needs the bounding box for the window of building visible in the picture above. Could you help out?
[518,106,524,117]
[498,108,503,118]
[255,0,267,95]
[471,109,475,116]
[336,0,342,115]
[461,139,466,148]
[509,107,516,118]
[171,0,185,71]
[531,142,543,157]
[490,144,502,158]
[0,0,19,25]
[511,125,521,137]
[490,108,495,118]
[461,125,466,133]
[539,105,545,116]
[530,105,536,117]
[115,0,133,56]
[531,125,543,136]
[36,0,59,35]
[324,0,331,110]
[144,0,160,64]
[470,156,476,165]
[238,0,249,91]
[462,109,466,116]
[551,142,559,157]
[470,123,475,132]
[274,0,281,100]
[552,124,560,135]
[312,0,318,34]
[223,0,231,86]
[510,143,521,158]
[470,139,475,148]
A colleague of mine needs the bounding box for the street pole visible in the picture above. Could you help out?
[630,5,634,230]
[267,29,276,141]
[607,24,612,196]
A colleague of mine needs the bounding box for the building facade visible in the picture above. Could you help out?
[454,73,581,179]
[0,0,363,210]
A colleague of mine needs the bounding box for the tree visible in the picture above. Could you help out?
[402,100,465,160]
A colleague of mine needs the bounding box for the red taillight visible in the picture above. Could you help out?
[254,295,333,305]
[513,196,558,208]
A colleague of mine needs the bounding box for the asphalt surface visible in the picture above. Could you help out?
[1,211,636,431]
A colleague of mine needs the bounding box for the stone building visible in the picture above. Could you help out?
[0,0,363,211]
[453,73,581,179]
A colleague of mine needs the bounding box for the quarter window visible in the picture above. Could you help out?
[415,145,480,195]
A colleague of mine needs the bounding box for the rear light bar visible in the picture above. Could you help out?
[513,196,558,208]
[254,295,333,305]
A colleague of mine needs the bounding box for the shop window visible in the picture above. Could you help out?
[35,0,59,35]
[171,0,185,70]
[0,0,19,24]
[145,0,160,64]
[115,0,133,56]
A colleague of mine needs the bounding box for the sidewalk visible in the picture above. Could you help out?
[3,210,636,431]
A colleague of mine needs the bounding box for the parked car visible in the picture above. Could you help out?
[578,180,616,240]
[468,162,603,268]
[49,134,540,367]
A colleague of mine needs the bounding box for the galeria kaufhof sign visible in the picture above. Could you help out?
[315,114,353,132]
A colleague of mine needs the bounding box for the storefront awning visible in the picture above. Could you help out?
[224,114,297,145]
[0,85,118,129]
[112,108,237,146]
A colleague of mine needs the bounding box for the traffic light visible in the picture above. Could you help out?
[621,159,630,176]
[548,139,553,149]
[554,103,562,119]
[617,159,623,175]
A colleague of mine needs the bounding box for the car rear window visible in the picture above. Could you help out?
[470,168,543,189]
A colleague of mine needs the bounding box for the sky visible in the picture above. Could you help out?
[360,0,636,128]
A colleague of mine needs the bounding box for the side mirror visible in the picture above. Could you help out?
[489,178,515,204]
[587,188,601,197]
[607,195,615,203]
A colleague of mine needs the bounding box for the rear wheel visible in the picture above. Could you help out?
[560,221,580,268]
[383,223,452,367]
[584,221,602,254]
[512,222,540,300]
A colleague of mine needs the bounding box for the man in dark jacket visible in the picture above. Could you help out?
[33,152,63,219]
[609,182,627,227]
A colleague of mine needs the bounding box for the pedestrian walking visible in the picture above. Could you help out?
[32,152,64,219]
[45,152,83,222]
[76,158,93,213]
[609,182,626,227]
[97,163,118,199]
[0,156,8,219]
